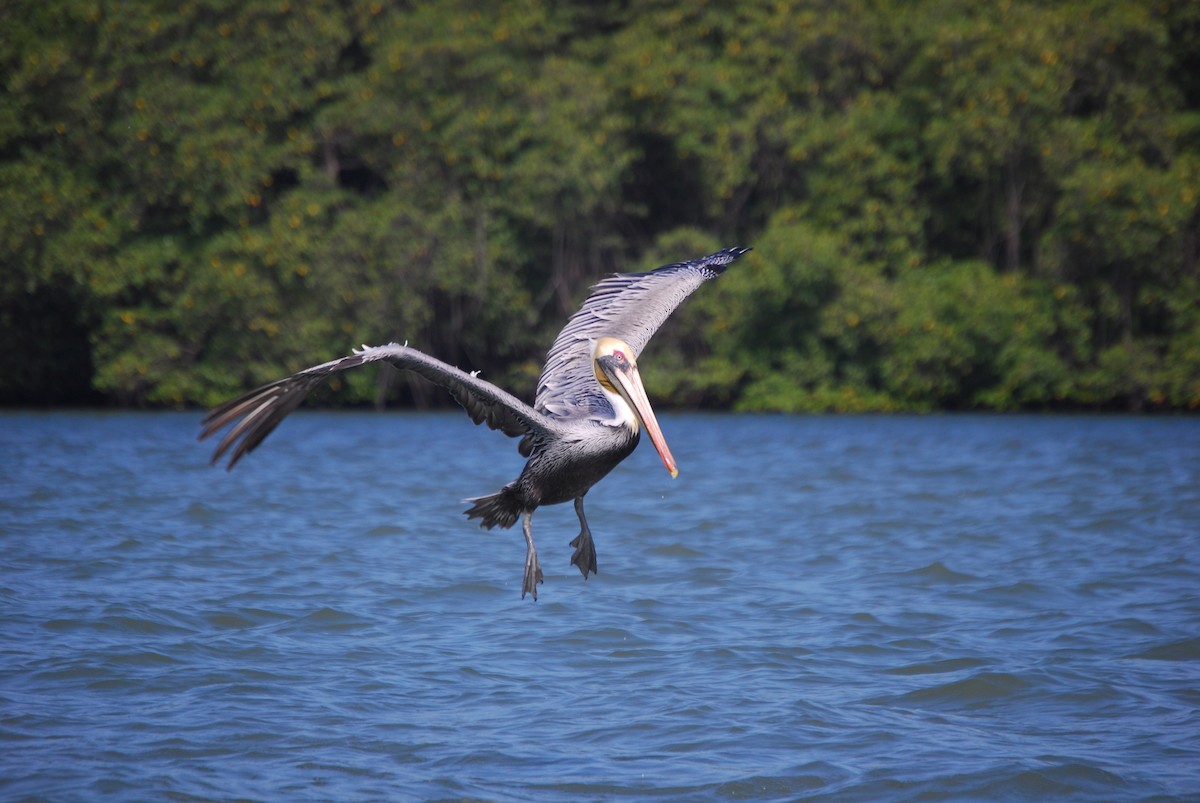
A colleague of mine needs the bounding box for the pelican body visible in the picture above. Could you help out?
[201,247,750,599]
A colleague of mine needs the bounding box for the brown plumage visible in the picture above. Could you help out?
[201,247,750,599]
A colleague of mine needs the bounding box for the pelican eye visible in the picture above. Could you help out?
[613,350,626,363]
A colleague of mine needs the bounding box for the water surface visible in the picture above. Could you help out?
[1,412,1197,799]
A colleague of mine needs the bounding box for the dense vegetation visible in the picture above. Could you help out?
[3,0,1198,411]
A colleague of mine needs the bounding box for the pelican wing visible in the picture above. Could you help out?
[200,342,553,469]
[536,246,751,418]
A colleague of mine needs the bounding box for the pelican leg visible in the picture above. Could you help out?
[569,496,598,579]
[521,511,543,600]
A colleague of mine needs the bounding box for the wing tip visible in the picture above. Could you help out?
[642,245,752,278]
[704,245,752,274]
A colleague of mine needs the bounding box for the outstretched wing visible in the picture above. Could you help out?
[535,246,751,419]
[200,342,554,469]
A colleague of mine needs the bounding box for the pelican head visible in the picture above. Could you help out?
[593,336,679,478]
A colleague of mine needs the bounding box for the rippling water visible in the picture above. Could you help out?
[2,411,1197,800]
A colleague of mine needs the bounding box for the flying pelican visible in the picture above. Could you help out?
[200,246,751,599]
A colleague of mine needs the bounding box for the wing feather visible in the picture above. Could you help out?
[536,246,751,418]
[200,343,554,469]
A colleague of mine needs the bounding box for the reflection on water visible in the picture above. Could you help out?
[1,411,1197,800]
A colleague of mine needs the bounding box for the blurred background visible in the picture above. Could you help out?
[2,0,1197,412]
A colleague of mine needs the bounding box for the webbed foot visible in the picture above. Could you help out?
[522,548,543,600]
[570,497,598,579]
[570,531,597,579]
[520,510,543,601]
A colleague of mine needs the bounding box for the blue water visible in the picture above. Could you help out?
[1,411,1197,800]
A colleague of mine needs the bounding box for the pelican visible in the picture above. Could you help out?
[200,246,751,599]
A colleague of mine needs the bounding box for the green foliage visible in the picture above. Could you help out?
[1,0,1197,412]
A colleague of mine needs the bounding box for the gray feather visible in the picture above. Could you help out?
[535,246,751,419]
[200,343,554,469]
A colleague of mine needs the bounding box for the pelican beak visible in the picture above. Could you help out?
[602,358,679,479]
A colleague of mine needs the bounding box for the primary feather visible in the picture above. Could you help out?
[536,246,751,420]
